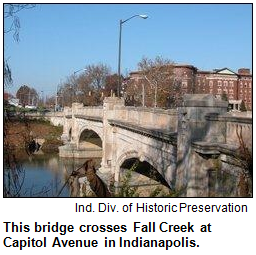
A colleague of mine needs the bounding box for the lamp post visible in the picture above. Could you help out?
[55,78,65,111]
[55,84,61,112]
[117,14,148,97]
[142,83,145,107]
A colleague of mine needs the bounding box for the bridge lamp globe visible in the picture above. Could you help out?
[139,15,148,19]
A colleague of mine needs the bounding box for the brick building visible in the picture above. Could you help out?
[126,64,252,110]
[195,67,252,110]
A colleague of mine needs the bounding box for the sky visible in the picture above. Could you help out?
[4,3,252,97]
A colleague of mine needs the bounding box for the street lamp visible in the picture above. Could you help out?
[117,14,148,97]
[74,68,87,75]
[55,84,62,112]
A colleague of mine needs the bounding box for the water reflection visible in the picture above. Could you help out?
[6,151,101,197]
[4,152,172,197]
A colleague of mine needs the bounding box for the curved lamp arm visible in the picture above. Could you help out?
[121,14,148,24]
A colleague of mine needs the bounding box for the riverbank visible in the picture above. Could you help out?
[5,118,63,152]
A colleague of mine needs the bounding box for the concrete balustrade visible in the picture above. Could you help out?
[61,101,177,132]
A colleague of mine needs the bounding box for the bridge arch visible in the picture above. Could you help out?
[117,150,158,172]
[77,122,103,142]
[79,129,102,148]
[116,150,170,189]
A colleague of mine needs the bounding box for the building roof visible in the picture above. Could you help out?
[129,65,252,78]
[213,67,237,75]
[173,64,198,70]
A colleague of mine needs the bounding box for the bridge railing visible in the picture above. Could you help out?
[63,107,72,116]
[74,106,103,118]
[225,113,252,149]
[206,112,252,149]
[63,105,103,119]
[111,106,178,131]
[64,102,178,131]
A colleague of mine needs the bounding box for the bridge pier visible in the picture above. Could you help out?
[176,94,228,197]
[101,97,125,177]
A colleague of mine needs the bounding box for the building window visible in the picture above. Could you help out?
[182,81,188,88]
[217,88,222,94]
[218,81,222,86]
[209,81,213,88]
[229,81,234,87]
[249,82,251,88]
[224,81,228,87]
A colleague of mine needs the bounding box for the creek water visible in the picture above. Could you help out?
[5,151,102,197]
[5,151,172,197]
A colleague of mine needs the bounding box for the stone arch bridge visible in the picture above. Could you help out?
[45,95,252,197]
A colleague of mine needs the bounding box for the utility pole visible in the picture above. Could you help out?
[55,86,58,112]
[28,90,31,106]
[142,83,145,107]
[41,91,44,107]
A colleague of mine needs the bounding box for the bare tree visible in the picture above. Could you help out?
[44,95,56,109]
[4,4,36,40]
[167,77,184,108]
[16,85,39,106]
[86,63,111,90]
[4,4,36,87]
[4,59,12,87]
[235,127,252,197]
[104,74,119,97]
[60,63,111,106]
[137,56,176,108]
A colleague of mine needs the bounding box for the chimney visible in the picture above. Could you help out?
[238,68,250,75]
